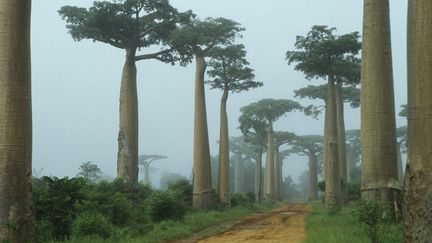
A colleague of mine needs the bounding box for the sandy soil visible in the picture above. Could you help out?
[194,203,312,243]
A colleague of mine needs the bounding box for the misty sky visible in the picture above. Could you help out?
[31,1,408,185]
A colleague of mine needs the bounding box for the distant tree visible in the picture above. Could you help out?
[240,99,302,200]
[59,1,193,184]
[138,154,167,186]
[206,44,262,204]
[159,171,186,190]
[273,131,297,200]
[345,129,361,182]
[360,0,401,214]
[287,135,323,201]
[229,136,257,193]
[174,17,244,210]
[77,161,102,182]
[286,25,361,209]
[0,1,34,241]
[405,2,432,239]
[283,176,302,200]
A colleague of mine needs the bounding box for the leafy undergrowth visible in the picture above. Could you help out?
[304,201,403,243]
[59,202,279,243]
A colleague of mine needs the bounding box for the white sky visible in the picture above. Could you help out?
[31,0,408,185]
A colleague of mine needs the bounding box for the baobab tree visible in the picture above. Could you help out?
[240,99,302,200]
[206,44,262,204]
[239,114,267,202]
[175,17,244,210]
[345,129,361,182]
[229,136,256,193]
[59,0,193,184]
[273,131,296,200]
[138,154,167,185]
[287,25,361,209]
[287,135,323,201]
[0,1,34,241]
[360,0,401,212]
[405,1,432,241]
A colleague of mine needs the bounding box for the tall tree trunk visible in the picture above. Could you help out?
[361,0,401,213]
[323,100,329,181]
[324,76,341,209]
[336,81,348,203]
[234,152,242,193]
[192,53,212,210]
[218,87,230,204]
[308,152,319,201]
[274,146,282,201]
[405,1,432,241]
[143,164,150,185]
[117,48,139,184]
[0,1,35,241]
[265,121,275,200]
[255,146,263,202]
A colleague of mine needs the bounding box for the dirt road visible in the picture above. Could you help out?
[195,203,311,243]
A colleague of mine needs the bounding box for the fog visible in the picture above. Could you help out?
[31,1,407,186]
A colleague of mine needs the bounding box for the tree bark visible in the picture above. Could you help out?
[324,76,341,209]
[274,146,282,201]
[396,141,403,187]
[234,152,242,193]
[323,100,329,182]
[336,81,348,203]
[308,152,319,201]
[346,145,357,182]
[361,0,401,212]
[405,1,432,241]
[255,146,263,202]
[265,121,275,200]
[117,48,139,184]
[0,1,35,241]
[218,87,230,204]
[193,53,212,210]
[143,164,150,185]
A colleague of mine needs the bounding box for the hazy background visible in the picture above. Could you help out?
[31,1,408,186]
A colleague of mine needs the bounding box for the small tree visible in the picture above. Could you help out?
[206,44,262,204]
[138,154,167,186]
[77,161,102,182]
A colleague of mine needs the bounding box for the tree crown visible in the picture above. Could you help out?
[239,98,303,124]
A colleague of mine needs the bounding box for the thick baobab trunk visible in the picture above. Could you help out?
[323,100,329,181]
[255,146,263,202]
[218,87,230,204]
[234,152,242,193]
[274,147,282,201]
[117,48,139,184]
[336,81,348,203]
[361,0,401,212]
[193,54,212,210]
[308,152,319,201]
[143,164,150,185]
[265,121,275,200]
[404,1,432,241]
[324,76,341,209]
[0,1,35,241]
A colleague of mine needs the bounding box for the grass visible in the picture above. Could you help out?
[304,201,403,243]
[61,202,279,243]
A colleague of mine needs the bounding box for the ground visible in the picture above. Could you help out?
[178,203,312,243]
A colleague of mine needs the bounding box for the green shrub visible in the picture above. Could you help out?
[167,178,193,206]
[230,192,253,207]
[110,192,133,226]
[347,181,361,201]
[356,200,387,243]
[145,191,186,222]
[71,212,112,239]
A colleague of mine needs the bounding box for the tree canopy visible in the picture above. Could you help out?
[59,0,194,64]
[206,44,262,92]
[239,99,303,124]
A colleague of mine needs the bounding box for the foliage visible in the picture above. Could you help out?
[33,176,86,240]
[206,44,262,92]
[71,212,112,239]
[356,200,390,243]
[166,178,193,206]
[239,98,303,124]
[145,191,187,222]
[305,202,402,243]
[159,171,188,190]
[58,0,194,64]
[230,192,254,207]
[283,176,302,200]
[77,161,102,181]
[347,181,361,201]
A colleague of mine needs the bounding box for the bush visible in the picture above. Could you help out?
[71,212,112,239]
[167,178,193,206]
[145,191,186,222]
[347,181,361,201]
[230,193,254,207]
[356,200,388,243]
